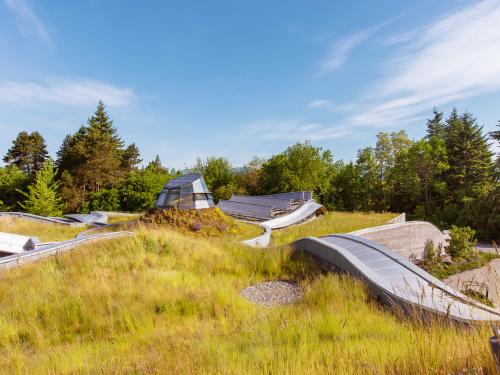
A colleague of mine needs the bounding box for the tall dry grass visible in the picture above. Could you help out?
[0,217,86,242]
[271,211,396,246]
[0,218,496,374]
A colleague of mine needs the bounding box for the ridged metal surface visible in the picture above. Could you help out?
[218,200,273,220]
[262,201,323,229]
[241,225,272,248]
[293,234,500,323]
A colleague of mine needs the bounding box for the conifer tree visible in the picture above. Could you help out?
[145,155,168,174]
[18,159,63,216]
[426,109,445,139]
[121,143,142,172]
[492,122,500,175]
[56,101,139,210]
[4,131,49,175]
[443,110,494,199]
[492,122,500,143]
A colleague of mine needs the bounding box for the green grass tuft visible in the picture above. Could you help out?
[0,213,497,373]
[271,211,397,246]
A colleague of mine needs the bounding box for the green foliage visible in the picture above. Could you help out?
[120,143,142,172]
[324,109,497,240]
[18,160,63,217]
[3,131,49,175]
[233,157,265,195]
[86,188,121,212]
[0,108,497,240]
[445,225,478,259]
[426,108,445,139]
[56,101,135,211]
[0,165,30,211]
[423,240,439,263]
[405,137,449,215]
[443,110,494,200]
[421,251,498,280]
[259,141,335,201]
[328,162,362,211]
[461,288,495,308]
[195,156,234,202]
[118,169,173,212]
[199,157,233,188]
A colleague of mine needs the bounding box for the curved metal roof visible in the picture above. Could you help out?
[293,234,500,323]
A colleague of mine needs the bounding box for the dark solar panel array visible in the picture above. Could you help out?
[164,173,202,188]
[259,191,312,201]
[217,200,273,220]
[218,191,313,220]
[230,195,291,211]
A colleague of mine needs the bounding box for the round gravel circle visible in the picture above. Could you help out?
[241,280,302,306]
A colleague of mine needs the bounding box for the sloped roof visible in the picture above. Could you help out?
[164,173,202,189]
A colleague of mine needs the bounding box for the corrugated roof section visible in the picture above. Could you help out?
[164,173,202,189]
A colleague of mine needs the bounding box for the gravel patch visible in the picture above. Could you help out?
[241,280,302,306]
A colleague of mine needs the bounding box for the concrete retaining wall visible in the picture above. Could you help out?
[350,221,448,260]
[387,213,406,224]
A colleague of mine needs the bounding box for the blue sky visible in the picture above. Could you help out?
[0,0,499,169]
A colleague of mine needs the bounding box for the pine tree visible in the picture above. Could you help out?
[426,109,445,139]
[490,122,500,143]
[82,101,124,191]
[444,110,495,199]
[3,131,49,175]
[146,155,168,174]
[492,122,500,176]
[121,143,142,172]
[18,159,63,216]
[56,101,138,211]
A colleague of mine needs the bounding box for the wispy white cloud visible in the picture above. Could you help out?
[308,99,355,113]
[308,99,332,109]
[3,0,50,43]
[378,28,420,47]
[345,0,500,128]
[0,79,135,107]
[242,1,500,149]
[318,25,382,74]
[242,119,351,141]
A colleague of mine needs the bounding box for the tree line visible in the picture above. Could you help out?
[1,102,498,239]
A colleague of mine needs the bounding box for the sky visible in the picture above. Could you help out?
[0,0,499,169]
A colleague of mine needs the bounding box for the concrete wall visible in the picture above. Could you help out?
[349,221,448,260]
[387,213,406,224]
